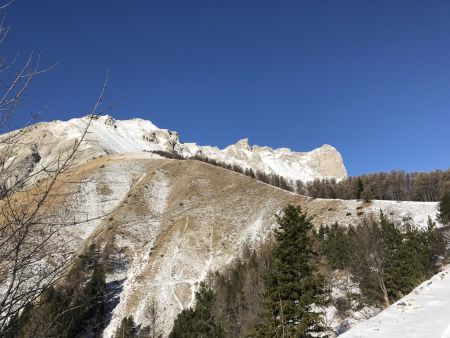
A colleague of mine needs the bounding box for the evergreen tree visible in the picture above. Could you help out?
[382,216,445,301]
[213,244,273,338]
[438,191,450,225]
[360,185,375,202]
[256,205,326,337]
[86,263,107,334]
[9,247,107,338]
[169,283,224,338]
[324,222,351,270]
[423,217,446,275]
[114,316,137,338]
[356,177,364,200]
[66,261,106,337]
[347,213,446,307]
[383,220,424,300]
[347,219,388,306]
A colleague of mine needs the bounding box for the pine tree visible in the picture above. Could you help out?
[437,191,450,225]
[85,263,106,304]
[360,185,375,202]
[85,262,107,335]
[169,283,224,338]
[3,244,108,338]
[383,223,424,300]
[258,205,326,337]
[423,217,446,275]
[115,316,137,338]
[347,217,389,306]
[324,222,351,270]
[348,214,445,307]
[356,177,364,199]
[66,261,107,337]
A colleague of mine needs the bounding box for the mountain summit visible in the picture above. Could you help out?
[20,115,347,183]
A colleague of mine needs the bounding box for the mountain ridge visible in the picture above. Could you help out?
[17,114,347,184]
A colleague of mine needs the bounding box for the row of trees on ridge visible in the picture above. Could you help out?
[152,151,450,202]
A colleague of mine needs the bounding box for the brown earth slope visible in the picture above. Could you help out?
[38,154,435,337]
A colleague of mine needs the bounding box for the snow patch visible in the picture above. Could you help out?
[102,169,170,338]
[340,267,450,338]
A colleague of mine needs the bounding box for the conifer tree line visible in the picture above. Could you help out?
[3,243,163,338]
[305,171,450,202]
[315,215,446,308]
[169,206,448,338]
[152,151,450,202]
[168,240,279,338]
[3,244,108,337]
[3,205,447,337]
[169,205,327,338]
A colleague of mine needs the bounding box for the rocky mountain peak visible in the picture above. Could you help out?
[227,138,252,151]
[11,115,348,183]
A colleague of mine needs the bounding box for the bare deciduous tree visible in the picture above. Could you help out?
[350,217,390,308]
[142,298,164,338]
[0,2,109,333]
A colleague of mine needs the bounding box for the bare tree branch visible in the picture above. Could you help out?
[0,6,111,329]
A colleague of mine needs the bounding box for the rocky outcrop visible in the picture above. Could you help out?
[188,139,347,182]
[10,115,347,184]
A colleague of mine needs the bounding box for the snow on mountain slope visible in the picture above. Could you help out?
[60,156,304,336]
[36,154,438,337]
[340,266,450,338]
[64,153,164,241]
[303,198,438,229]
[16,115,347,183]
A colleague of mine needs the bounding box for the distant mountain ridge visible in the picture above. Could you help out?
[18,114,347,183]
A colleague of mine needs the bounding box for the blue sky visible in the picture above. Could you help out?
[4,1,450,176]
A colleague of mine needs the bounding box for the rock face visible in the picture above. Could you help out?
[12,115,347,184]
[180,139,347,182]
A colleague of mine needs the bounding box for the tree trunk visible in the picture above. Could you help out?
[377,272,390,308]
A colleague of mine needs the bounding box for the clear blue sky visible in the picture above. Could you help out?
[4,1,450,176]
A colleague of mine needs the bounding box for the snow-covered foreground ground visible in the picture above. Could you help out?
[340,266,450,338]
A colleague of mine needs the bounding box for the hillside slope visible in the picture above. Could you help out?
[46,154,438,336]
